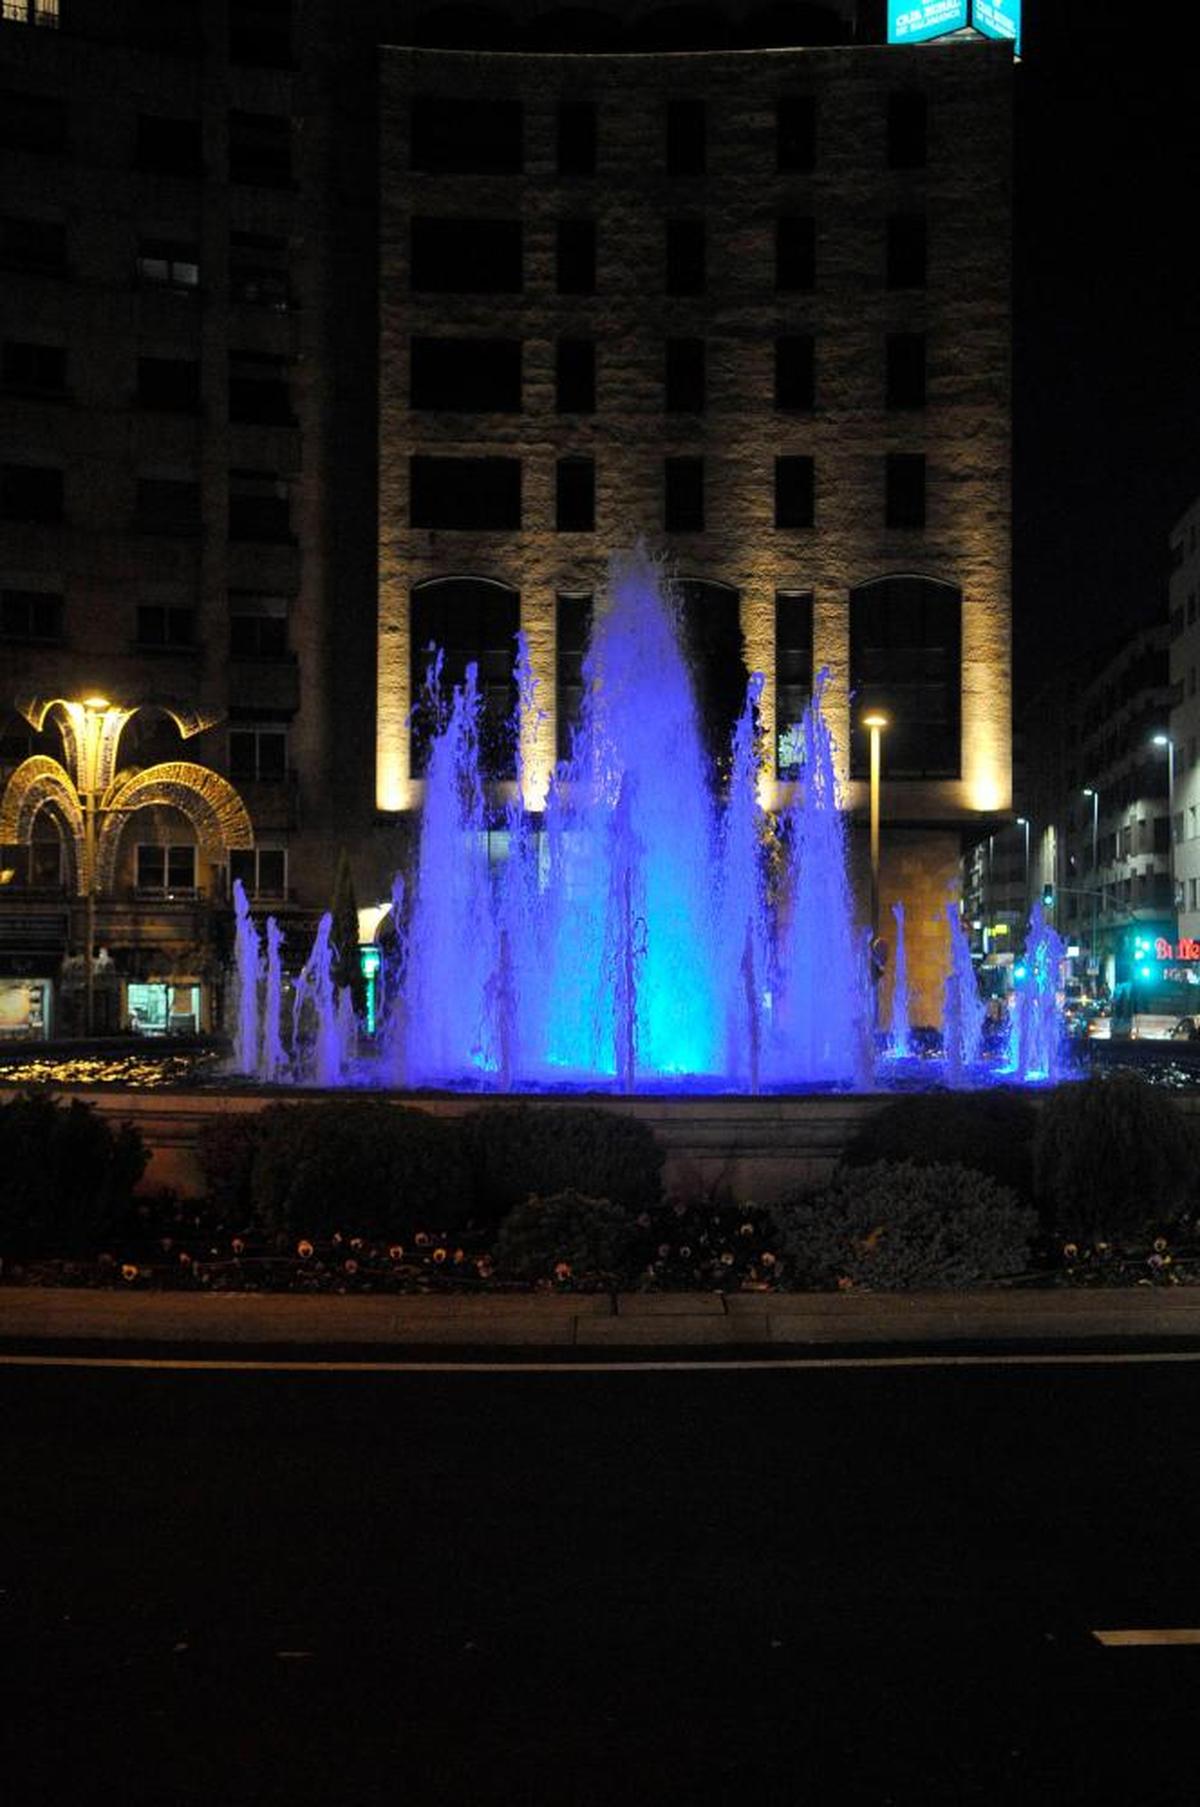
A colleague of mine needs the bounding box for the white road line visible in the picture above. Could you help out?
[3,1349,1200,1375]
[1093,1629,1200,1646]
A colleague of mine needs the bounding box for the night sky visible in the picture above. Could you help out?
[1012,0,1200,698]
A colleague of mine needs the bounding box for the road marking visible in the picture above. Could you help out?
[1093,1629,1200,1646]
[4,1349,1200,1375]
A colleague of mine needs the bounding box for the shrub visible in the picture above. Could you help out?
[0,1092,148,1258]
[461,1105,664,1232]
[843,1089,1039,1201]
[625,1197,783,1290]
[195,1106,280,1226]
[771,1160,1037,1291]
[493,1191,632,1283]
[1033,1073,1194,1241]
[248,1101,473,1242]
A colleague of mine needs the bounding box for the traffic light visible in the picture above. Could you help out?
[1041,883,1054,909]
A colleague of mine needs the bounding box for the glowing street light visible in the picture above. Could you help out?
[1082,787,1099,969]
[1152,733,1176,924]
[862,708,889,1024]
[1016,814,1030,913]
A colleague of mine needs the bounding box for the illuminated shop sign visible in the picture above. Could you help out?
[1155,937,1200,962]
[888,0,968,44]
[972,0,1022,55]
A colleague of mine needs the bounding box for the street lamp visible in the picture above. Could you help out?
[1152,733,1176,925]
[1083,787,1099,973]
[862,709,889,1023]
[1016,815,1030,916]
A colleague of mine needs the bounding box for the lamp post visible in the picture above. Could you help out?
[1152,733,1176,926]
[862,709,889,1023]
[1016,815,1030,918]
[1083,787,1099,974]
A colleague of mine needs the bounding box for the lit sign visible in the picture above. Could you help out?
[888,0,968,43]
[972,0,1022,55]
[1155,937,1200,962]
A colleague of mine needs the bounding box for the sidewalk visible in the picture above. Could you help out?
[5,1285,1200,1350]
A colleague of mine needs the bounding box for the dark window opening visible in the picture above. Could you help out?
[665,338,705,413]
[664,456,704,532]
[229,111,291,187]
[775,455,814,529]
[410,456,522,531]
[775,214,815,291]
[849,576,960,779]
[556,338,595,413]
[774,335,814,411]
[137,356,200,412]
[556,218,596,294]
[666,218,705,295]
[230,846,287,898]
[673,578,746,780]
[229,726,287,782]
[2,340,66,393]
[556,592,592,763]
[0,89,66,153]
[410,577,519,779]
[887,213,926,288]
[410,338,521,412]
[776,95,815,172]
[229,0,293,67]
[229,470,292,542]
[666,98,706,176]
[411,217,522,293]
[136,843,197,896]
[136,604,195,649]
[229,351,295,424]
[0,462,62,522]
[775,590,813,778]
[0,588,63,642]
[885,452,926,529]
[887,91,927,170]
[136,477,199,535]
[135,114,202,176]
[557,101,596,176]
[230,592,289,659]
[229,231,290,308]
[556,457,595,532]
[886,333,926,409]
[410,95,523,174]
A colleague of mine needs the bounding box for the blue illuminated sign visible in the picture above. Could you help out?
[888,0,969,43]
[972,0,1021,54]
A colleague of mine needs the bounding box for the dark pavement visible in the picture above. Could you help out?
[2,1355,1198,1806]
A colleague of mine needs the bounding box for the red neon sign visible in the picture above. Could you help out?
[1155,937,1200,961]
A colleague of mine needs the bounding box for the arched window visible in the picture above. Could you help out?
[849,575,961,780]
[671,577,746,778]
[410,577,520,779]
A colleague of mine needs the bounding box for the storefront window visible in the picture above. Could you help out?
[125,982,200,1034]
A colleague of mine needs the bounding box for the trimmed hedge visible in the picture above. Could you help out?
[0,1091,148,1258]
[772,1160,1037,1291]
[1033,1073,1194,1241]
[493,1190,633,1282]
[460,1104,665,1230]
[842,1089,1039,1202]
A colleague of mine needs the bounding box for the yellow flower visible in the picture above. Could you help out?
[1154,1237,1168,1253]
[1062,1242,1078,1260]
[297,1239,314,1259]
[433,1247,447,1264]
[554,1261,572,1281]
[344,1258,358,1275]
[389,1244,404,1262]
[415,1231,431,1247]
[231,1237,245,1255]
[121,1263,139,1282]
[761,1251,776,1267]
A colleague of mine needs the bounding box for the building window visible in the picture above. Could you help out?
[135,843,196,896]
[664,457,704,532]
[775,216,815,291]
[556,338,595,413]
[229,230,290,308]
[556,457,595,532]
[228,111,291,186]
[557,101,596,176]
[885,453,926,528]
[666,98,706,176]
[0,89,66,153]
[135,114,202,177]
[229,725,287,782]
[887,213,927,288]
[0,214,65,272]
[849,575,961,779]
[136,238,199,292]
[0,462,62,522]
[135,476,199,535]
[665,219,705,295]
[229,352,295,424]
[1,340,66,393]
[775,456,814,529]
[776,95,815,172]
[136,603,195,649]
[556,219,596,294]
[410,96,523,174]
[410,217,522,293]
[886,333,926,409]
[1,0,61,26]
[556,592,592,763]
[410,577,519,779]
[673,579,746,774]
[229,592,288,659]
[0,587,62,641]
[229,471,292,542]
[136,356,200,412]
[665,338,705,413]
[887,92,927,169]
[775,590,814,779]
[410,338,522,412]
[230,845,287,898]
[410,456,521,531]
[229,0,292,68]
[775,335,814,411]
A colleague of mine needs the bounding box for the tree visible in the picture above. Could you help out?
[329,847,366,1017]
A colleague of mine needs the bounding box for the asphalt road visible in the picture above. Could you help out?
[2,1354,1199,1806]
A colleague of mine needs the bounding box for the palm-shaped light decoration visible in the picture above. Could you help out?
[0,695,254,1033]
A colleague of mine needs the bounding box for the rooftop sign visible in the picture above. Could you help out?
[888,0,1021,54]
